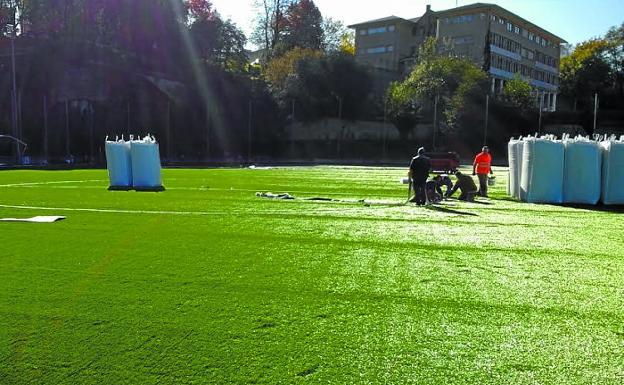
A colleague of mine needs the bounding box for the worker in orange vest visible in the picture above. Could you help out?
[473,146,494,197]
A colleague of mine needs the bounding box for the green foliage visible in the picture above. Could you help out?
[503,75,533,111]
[280,52,372,121]
[560,39,615,108]
[264,47,322,89]
[190,15,248,73]
[282,0,323,51]
[385,82,421,139]
[388,43,488,135]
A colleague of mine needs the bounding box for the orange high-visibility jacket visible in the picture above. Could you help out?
[473,152,492,174]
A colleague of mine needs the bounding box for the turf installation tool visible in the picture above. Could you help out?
[105,135,165,192]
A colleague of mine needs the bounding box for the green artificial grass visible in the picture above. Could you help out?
[0,166,622,384]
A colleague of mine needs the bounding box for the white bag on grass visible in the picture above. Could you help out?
[563,138,601,205]
[131,136,164,191]
[601,140,624,205]
[507,139,524,200]
[105,139,132,189]
[520,137,564,204]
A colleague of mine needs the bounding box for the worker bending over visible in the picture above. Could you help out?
[448,171,478,202]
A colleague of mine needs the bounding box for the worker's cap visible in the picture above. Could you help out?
[482,146,489,152]
[417,147,426,155]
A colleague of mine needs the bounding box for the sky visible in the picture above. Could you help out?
[209,0,624,48]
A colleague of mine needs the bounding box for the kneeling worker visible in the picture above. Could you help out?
[447,171,478,202]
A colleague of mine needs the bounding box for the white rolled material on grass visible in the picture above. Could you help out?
[130,136,164,191]
[105,139,133,190]
[563,138,602,205]
[520,137,564,204]
[601,140,624,205]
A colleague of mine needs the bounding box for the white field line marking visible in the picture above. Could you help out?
[0,179,105,187]
[0,203,355,217]
[0,183,401,198]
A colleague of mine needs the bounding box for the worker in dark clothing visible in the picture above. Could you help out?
[408,147,431,205]
[433,174,453,198]
[448,171,478,202]
[425,179,443,203]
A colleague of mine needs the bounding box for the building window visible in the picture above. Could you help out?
[541,38,547,46]
[528,51,534,60]
[454,35,475,45]
[499,18,504,25]
[388,25,395,32]
[522,29,528,38]
[535,35,540,44]
[387,45,394,52]
[366,46,386,54]
[359,29,366,36]
[507,22,513,32]
[514,26,520,34]
[368,26,387,34]
[529,32,534,41]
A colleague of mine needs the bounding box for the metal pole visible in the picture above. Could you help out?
[433,94,438,150]
[65,100,70,160]
[593,93,598,133]
[538,92,543,134]
[484,94,489,146]
[166,101,172,160]
[10,28,19,164]
[382,98,387,159]
[248,100,252,162]
[290,99,295,157]
[43,95,48,163]
[89,104,94,162]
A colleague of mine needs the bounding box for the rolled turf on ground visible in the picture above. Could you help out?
[0,166,622,384]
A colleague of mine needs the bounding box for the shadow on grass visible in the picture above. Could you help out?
[562,203,624,213]
[425,205,478,216]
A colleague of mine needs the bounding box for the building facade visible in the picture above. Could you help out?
[349,3,566,111]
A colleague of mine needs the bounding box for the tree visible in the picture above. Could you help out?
[264,47,321,89]
[560,39,614,110]
[251,0,295,60]
[339,31,355,55]
[604,22,624,101]
[503,75,533,111]
[188,2,248,74]
[278,52,372,121]
[385,82,421,139]
[321,17,346,52]
[388,40,488,137]
[282,0,322,51]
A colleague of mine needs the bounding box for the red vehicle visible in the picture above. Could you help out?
[425,152,460,174]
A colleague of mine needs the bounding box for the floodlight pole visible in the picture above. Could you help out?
[248,99,252,163]
[43,95,48,163]
[538,92,544,134]
[10,24,19,164]
[382,98,387,159]
[593,93,598,133]
[484,93,489,146]
[433,94,438,150]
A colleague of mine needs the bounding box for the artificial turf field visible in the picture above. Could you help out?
[0,166,622,385]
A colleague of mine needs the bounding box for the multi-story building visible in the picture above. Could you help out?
[349,3,566,111]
